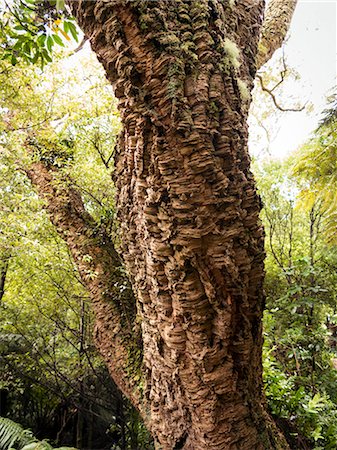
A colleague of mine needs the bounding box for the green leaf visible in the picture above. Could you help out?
[13,25,25,31]
[31,50,40,64]
[13,39,24,50]
[37,34,46,46]
[63,20,70,34]
[52,34,64,47]
[23,40,32,56]
[67,22,78,42]
[46,36,53,53]
[41,49,52,63]
[312,425,323,442]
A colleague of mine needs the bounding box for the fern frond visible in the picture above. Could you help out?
[0,417,34,450]
[0,418,76,450]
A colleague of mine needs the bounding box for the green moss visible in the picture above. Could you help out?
[209,101,219,114]
[180,41,198,62]
[167,59,185,99]
[139,18,149,31]
[157,33,181,47]
[181,41,195,53]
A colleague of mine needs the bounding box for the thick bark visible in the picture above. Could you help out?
[66,1,290,448]
[257,0,298,69]
[25,162,144,417]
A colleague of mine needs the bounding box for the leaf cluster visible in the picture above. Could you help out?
[0,0,78,67]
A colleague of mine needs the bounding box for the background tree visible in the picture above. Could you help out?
[255,158,337,449]
[293,94,337,243]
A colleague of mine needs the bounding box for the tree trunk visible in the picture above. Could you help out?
[63,1,291,448]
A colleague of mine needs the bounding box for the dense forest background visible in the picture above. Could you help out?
[1,2,337,449]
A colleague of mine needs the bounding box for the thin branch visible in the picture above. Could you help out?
[73,36,88,53]
[257,74,305,112]
[0,255,10,305]
[267,49,288,93]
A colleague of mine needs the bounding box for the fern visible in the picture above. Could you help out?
[0,417,34,450]
[0,417,76,450]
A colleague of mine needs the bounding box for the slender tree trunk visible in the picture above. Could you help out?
[76,298,86,450]
[65,1,290,448]
[0,255,9,305]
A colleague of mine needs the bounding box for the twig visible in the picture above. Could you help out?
[257,74,306,112]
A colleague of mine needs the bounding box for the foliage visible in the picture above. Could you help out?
[293,93,337,243]
[255,159,337,448]
[109,406,154,450]
[263,346,337,449]
[0,0,78,67]
[0,49,149,449]
[0,416,76,450]
[0,49,120,239]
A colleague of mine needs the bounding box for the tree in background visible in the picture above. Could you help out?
[255,157,337,449]
[293,94,337,243]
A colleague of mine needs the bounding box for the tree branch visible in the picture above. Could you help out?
[256,74,305,112]
[0,255,10,306]
[257,0,298,70]
[25,158,145,418]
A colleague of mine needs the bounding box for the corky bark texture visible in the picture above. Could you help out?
[257,0,298,70]
[25,160,145,417]
[65,1,291,448]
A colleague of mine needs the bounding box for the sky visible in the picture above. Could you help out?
[249,0,337,159]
